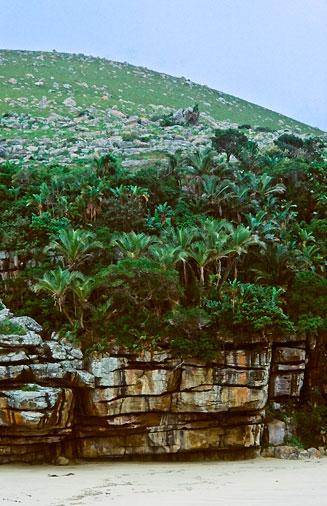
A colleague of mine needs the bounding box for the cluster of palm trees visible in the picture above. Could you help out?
[1,128,325,352]
[34,221,265,326]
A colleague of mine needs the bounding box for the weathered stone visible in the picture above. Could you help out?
[224,348,272,369]
[63,97,76,107]
[307,447,321,459]
[124,368,177,395]
[84,391,171,417]
[267,419,286,446]
[87,355,127,387]
[0,350,30,363]
[0,308,13,322]
[0,331,42,348]
[172,385,268,413]
[0,386,73,429]
[270,372,304,398]
[0,365,27,381]
[0,306,318,462]
[10,316,43,333]
[275,347,306,363]
[44,341,69,360]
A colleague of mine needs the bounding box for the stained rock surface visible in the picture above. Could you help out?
[0,305,320,463]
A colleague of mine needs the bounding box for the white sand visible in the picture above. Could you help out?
[0,457,326,506]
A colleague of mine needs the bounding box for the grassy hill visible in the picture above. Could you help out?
[0,49,322,134]
[0,49,325,172]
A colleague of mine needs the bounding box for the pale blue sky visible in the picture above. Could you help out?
[1,0,326,129]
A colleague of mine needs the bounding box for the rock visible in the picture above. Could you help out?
[224,348,272,369]
[307,447,321,459]
[63,97,76,108]
[172,106,199,125]
[7,78,17,85]
[10,316,43,333]
[54,456,70,465]
[275,347,306,363]
[270,372,304,398]
[109,109,126,119]
[0,307,13,322]
[0,331,43,348]
[0,307,322,462]
[87,355,127,386]
[274,445,299,459]
[172,385,268,413]
[267,419,286,446]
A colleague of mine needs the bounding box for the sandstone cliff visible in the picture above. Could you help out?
[1,304,319,463]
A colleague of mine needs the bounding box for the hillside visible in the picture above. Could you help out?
[0,49,326,454]
[0,49,324,168]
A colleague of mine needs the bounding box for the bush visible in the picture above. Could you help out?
[204,282,295,339]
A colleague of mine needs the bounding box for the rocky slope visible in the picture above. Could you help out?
[0,50,324,170]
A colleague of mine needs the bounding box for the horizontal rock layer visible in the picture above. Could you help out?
[0,307,313,462]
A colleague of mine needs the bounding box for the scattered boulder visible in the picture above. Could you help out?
[63,97,76,108]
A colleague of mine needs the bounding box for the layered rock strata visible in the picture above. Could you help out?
[0,305,318,463]
[76,348,270,458]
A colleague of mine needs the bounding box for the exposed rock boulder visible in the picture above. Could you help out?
[172,105,200,125]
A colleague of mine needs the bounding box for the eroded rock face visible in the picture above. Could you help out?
[76,347,271,458]
[269,346,306,399]
[0,304,313,462]
[0,310,92,463]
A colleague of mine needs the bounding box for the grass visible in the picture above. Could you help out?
[0,49,323,135]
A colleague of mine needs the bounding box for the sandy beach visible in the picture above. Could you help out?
[0,457,326,506]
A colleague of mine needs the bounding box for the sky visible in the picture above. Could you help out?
[1,0,326,130]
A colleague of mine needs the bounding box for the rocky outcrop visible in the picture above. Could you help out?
[0,306,93,463]
[0,305,325,463]
[76,348,270,458]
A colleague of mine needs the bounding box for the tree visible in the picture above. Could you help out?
[33,268,80,324]
[212,129,248,162]
[112,232,156,258]
[45,228,103,269]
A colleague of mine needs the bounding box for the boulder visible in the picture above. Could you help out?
[267,419,286,446]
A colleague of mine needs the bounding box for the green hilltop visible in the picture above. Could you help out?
[0,49,322,135]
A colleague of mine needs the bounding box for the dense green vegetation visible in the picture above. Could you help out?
[1,128,326,359]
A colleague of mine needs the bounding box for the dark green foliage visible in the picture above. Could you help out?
[294,401,327,448]
[204,282,294,339]
[212,128,248,162]
[0,124,326,360]
[287,272,327,335]
[275,134,325,161]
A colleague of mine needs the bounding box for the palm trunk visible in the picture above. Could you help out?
[183,261,188,287]
[200,266,205,286]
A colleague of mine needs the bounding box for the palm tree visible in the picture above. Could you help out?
[34,268,80,324]
[45,229,103,269]
[228,183,251,222]
[187,147,216,176]
[183,148,217,196]
[189,241,213,286]
[71,274,97,328]
[149,244,187,271]
[161,226,196,285]
[249,173,286,199]
[224,225,265,281]
[251,242,298,288]
[82,184,104,222]
[200,176,234,216]
[26,182,50,215]
[112,232,156,258]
